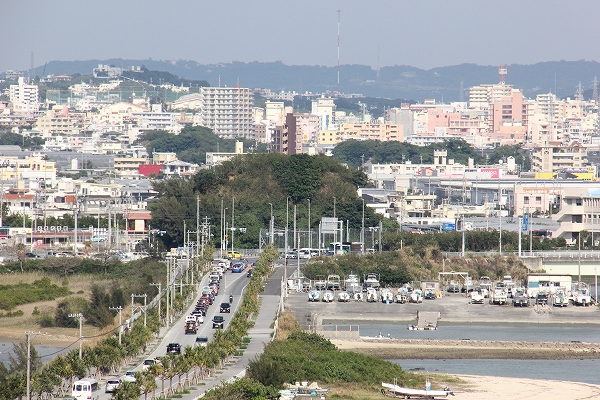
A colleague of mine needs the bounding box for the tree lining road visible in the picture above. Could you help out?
[96,259,254,400]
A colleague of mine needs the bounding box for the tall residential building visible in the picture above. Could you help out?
[9,77,39,115]
[468,84,513,110]
[311,97,336,130]
[198,87,254,139]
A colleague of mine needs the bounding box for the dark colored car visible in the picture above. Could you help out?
[166,343,181,354]
[247,269,253,278]
[195,336,209,347]
[424,291,437,300]
[536,293,548,305]
[220,302,231,313]
[231,263,245,273]
[212,315,224,329]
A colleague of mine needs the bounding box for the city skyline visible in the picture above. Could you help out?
[3,0,600,73]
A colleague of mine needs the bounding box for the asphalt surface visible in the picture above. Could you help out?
[97,258,283,399]
[286,289,600,327]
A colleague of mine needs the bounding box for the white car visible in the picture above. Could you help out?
[142,359,157,371]
[105,378,121,393]
[121,370,136,383]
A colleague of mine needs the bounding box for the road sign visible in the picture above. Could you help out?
[522,215,529,232]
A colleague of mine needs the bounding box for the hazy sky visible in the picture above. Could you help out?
[3,0,600,73]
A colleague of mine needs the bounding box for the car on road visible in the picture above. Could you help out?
[247,269,253,278]
[220,302,231,313]
[142,359,157,371]
[284,251,298,259]
[195,336,209,347]
[227,251,242,259]
[121,370,137,383]
[212,315,224,329]
[231,263,245,273]
[25,252,41,258]
[105,378,121,393]
[166,343,181,354]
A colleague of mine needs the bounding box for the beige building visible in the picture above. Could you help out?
[531,141,589,173]
[318,123,404,144]
[34,109,80,137]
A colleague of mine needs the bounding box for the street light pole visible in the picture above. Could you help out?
[361,198,365,254]
[269,203,273,245]
[286,197,289,252]
[307,199,311,250]
[109,306,123,344]
[68,313,83,358]
[231,198,235,254]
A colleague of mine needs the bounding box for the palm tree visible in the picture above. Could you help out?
[139,369,158,400]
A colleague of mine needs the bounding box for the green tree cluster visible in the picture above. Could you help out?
[135,127,267,166]
[150,153,388,249]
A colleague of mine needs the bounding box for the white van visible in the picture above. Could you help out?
[72,378,99,399]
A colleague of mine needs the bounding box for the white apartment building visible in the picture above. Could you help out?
[531,141,589,173]
[9,77,39,115]
[197,87,254,139]
[468,84,513,110]
[265,101,286,124]
[132,104,180,134]
[34,109,80,137]
[312,97,336,130]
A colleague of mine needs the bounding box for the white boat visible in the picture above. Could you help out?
[366,287,378,302]
[553,289,568,307]
[308,290,320,302]
[326,274,341,291]
[395,288,408,304]
[364,273,380,289]
[344,273,361,291]
[314,275,327,290]
[469,290,484,304]
[490,288,507,305]
[410,289,423,303]
[479,276,492,296]
[337,291,350,302]
[321,290,334,303]
[382,379,453,399]
[572,282,592,306]
[380,288,394,303]
[503,275,515,295]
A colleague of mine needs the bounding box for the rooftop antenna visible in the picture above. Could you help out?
[498,65,507,84]
[575,82,584,101]
[376,44,381,82]
[337,9,341,94]
[30,51,35,83]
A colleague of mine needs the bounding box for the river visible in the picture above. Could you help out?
[0,341,74,366]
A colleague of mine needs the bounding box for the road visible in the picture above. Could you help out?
[97,259,258,400]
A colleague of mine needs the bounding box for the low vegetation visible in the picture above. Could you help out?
[0,277,70,310]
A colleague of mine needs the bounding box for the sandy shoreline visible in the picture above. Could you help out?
[447,375,600,399]
[331,338,600,360]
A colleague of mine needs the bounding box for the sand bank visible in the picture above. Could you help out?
[332,338,600,360]
[449,375,600,399]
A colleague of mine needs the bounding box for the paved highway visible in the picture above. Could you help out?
[97,259,254,399]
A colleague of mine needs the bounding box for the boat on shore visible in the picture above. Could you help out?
[382,379,453,398]
[321,290,334,303]
[308,289,320,302]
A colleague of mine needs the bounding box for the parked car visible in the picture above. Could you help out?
[166,343,181,354]
[212,315,224,329]
[105,378,121,393]
[536,293,548,306]
[220,302,231,313]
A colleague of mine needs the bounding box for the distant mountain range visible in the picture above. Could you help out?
[29,58,600,102]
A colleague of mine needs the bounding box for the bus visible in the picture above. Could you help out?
[328,242,350,255]
[71,378,99,400]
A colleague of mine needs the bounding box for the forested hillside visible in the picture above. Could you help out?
[150,153,395,248]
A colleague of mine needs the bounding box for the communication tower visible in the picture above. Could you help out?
[498,65,507,84]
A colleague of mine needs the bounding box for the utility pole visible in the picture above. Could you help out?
[26,331,35,400]
[68,313,83,358]
[150,282,162,327]
[269,203,274,245]
[231,197,235,254]
[109,306,123,344]
[307,199,311,250]
[131,294,148,328]
[166,258,170,328]
[361,198,365,254]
